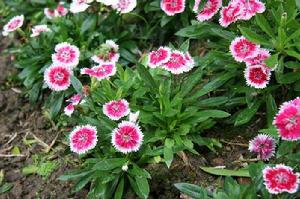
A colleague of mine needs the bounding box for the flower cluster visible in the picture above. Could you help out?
[230,36,272,89]
[44,2,69,19]
[64,94,84,117]
[2,15,24,36]
[70,0,137,13]
[263,165,299,194]
[148,47,195,74]
[273,98,300,141]
[44,42,80,91]
[220,0,265,27]
[81,40,119,80]
[69,98,143,155]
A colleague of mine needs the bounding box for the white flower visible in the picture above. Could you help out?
[70,0,90,13]
[129,111,139,123]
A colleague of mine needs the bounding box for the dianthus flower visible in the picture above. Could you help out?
[161,0,186,16]
[70,0,90,13]
[103,99,130,120]
[249,134,276,160]
[91,40,120,64]
[230,36,259,62]
[162,50,190,74]
[2,15,24,36]
[148,47,171,68]
[112,121,143,153]
[44,64,72,91]
[195,0,222,22]
[112,0,137,13]
[263,164,299,194]
[244,64,271,89]
[81,63,116,80]
[30,25,51,37]
[52,42,80,68]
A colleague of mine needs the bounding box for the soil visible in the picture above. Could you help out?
[0,42,256,199]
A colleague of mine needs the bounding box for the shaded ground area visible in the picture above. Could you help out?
[0,43,257,199]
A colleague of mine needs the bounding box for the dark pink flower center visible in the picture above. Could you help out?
[8,19,21,29]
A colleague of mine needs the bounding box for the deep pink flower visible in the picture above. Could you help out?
[234,0,265,20]
[112,121,143,153]
[244,64,271,89]
[230,36,259,62]
[162,50,189,74]
[52,42,80,68]
[64,104,75,117]
[44,64,72,91]
[112,0,137,13]
[244,48,270,66]
[69,125,98,154]
[91,40,120,64]
[2,15,24,36]
[249,134,275,160]
[273,98,300,141]
[195,0,222,22]
[148,47,171,68]
[263,164,299,194]
[219,2,242,27]
[103,99,130,120]
[81,63,116,80]
[161,0,186,16]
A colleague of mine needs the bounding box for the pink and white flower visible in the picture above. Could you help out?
[56,2,69,16]
[69,125,98,154]
[244,48,270,66]
[44,8,58,19]
[2,15,24,36]
[249,134,276,160]
[230,36,259,62]
[30,25,51,37]
[184,51,195,70]
[162,50,189,74]
[273,98,300,141]
[103,99,130,120]
[81,63,117,81]
[234,0,265,20]
[91,40,120,64]
[64,104,75,117]
[52,42,80,68]
[129,111,140,123]
[67,94,82,105]
[148,47,171,68]
[70,0,90,13]
[195,0,222,22]
[112,0,137,14]
[44,64,72,91]
[263,164,299,194]
[161,0,186,16]
[219,2,243,27]
[244,64,271,89]
[112,121,143,153]
[192,0,201,13]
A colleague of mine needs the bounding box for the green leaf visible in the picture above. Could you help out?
[265,53,279,68]
[255,14,275,38]
[200,167,250,177]
[80,15,97,35]
[135,177,150,199]
[180,39,190,52]
[197,110,231,118]
[136,63,158,92]
[285,50,300,61]
[174,183,209,199]
[71,75,83,94]
[114,177,124,199]
[234,101,261,126]
[93,158,126,171]
[49,92,64,119]
[277,141,298,158]
[58,170,93,181]
[239,27,271,46]
[0,183,14,194]
[180,67,203,97]
[164,138,174,168]
[266,94,277,127]
[185,72,235,103]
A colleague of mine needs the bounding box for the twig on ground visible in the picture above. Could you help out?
[232,158,260,164]
[0,154,26,158]
[2,132,18,148]
[220,139,248,147]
